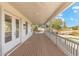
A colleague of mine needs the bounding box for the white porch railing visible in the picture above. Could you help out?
[45,32,79,56]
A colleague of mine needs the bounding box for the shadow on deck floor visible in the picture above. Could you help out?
[10,33,64,56]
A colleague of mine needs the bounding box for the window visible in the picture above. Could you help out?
[16,19,19,38]
[23,22,28,34]
[25,22,28,34]
[5,14,12,43]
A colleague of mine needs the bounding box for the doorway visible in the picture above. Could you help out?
[3,11,21,54]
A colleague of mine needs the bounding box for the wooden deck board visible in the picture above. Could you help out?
[10,33,64,56]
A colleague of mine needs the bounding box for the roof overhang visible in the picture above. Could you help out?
[9,2,74,25]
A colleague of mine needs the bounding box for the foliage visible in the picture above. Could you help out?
[32,24,45,31]
[32,24,38,31]
[71,26,79,30]
[51,19,63,30]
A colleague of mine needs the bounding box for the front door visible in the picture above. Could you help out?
[4,13,13,54]
[3,11,21,54]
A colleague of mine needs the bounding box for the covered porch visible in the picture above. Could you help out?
[0,2,79,56]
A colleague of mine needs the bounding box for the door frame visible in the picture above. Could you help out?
[3,10,13,44]
[14,16,21,41]
[2,10,21,55]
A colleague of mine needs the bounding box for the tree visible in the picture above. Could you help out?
[51,19,63,30]
[71,26,79,30]
[32,24,38,31]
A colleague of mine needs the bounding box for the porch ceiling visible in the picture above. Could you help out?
[9,2,72,25]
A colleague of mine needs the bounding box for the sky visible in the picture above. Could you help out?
[57,2,79,27]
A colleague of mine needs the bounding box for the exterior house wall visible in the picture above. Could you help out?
[0,3,33,55]
[21,19,33,43]
[0,4,2,56]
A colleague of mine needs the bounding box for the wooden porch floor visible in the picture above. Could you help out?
[10,33,65,56]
